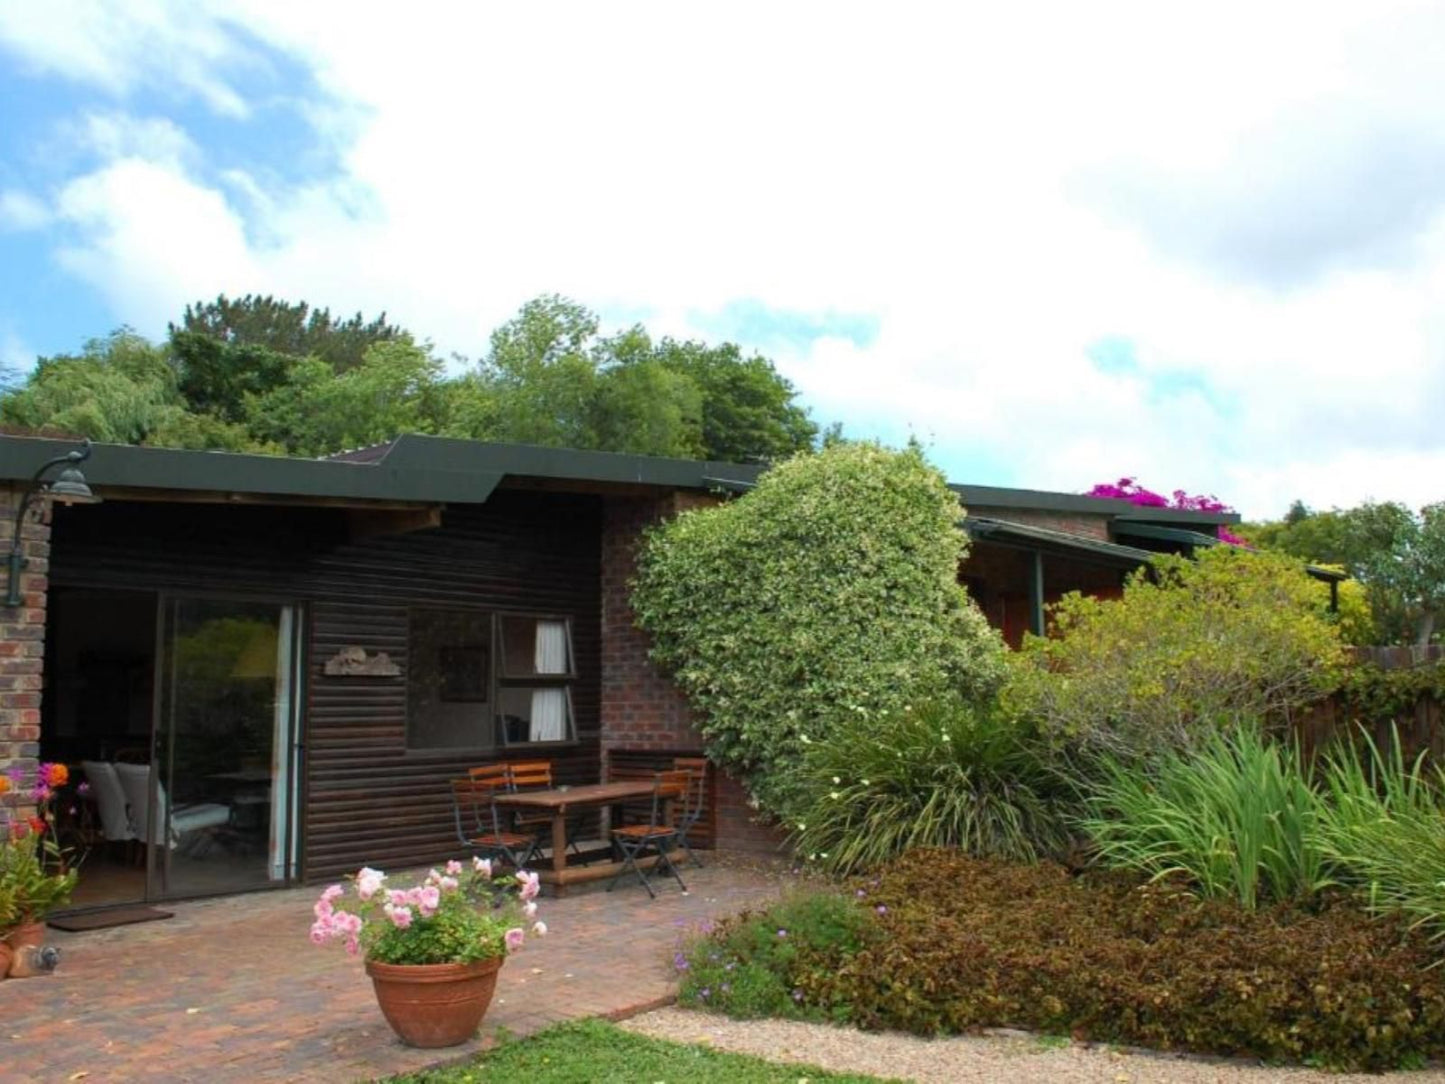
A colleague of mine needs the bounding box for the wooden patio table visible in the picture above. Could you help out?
[493,780,682,895]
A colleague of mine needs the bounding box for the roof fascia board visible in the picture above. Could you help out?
[956,483,1239,524]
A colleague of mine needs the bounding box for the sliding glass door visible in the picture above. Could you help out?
[149,596,301,899]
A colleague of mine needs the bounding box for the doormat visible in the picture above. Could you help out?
[47,906,174,932]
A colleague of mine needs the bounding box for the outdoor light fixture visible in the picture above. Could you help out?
[5,440,100,607]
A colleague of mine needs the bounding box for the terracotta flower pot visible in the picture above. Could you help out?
[364,956,504,1048]
[5,922,45,950]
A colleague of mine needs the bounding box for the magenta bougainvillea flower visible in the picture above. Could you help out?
[1087,478,1241,544]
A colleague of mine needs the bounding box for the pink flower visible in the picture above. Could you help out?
[531,921,547,937]
[386,889,409,907]
[385,904,414,929]
[309,925,328,945]
[417,885,441,917]
[517,871,540,902]
[344,937,360,957]
[504,927,525,953]
[356,868,385,901]
[522,901,538,920]
[437,876,459,892]
[473,856,493,878]
[445,859,464,876]
[76,782,91,796]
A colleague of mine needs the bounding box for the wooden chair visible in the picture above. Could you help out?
[450,771,538,869]
[505,759,583,860]
[607,769,690,899]
[672,757,708,868]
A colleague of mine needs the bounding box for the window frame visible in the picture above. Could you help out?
[403,606,579,754]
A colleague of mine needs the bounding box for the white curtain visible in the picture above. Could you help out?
[534,621,568,674]
[529,621,569,741]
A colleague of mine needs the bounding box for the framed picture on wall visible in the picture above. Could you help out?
[438,645,489,701]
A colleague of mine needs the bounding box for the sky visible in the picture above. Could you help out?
[1,2,1443,519]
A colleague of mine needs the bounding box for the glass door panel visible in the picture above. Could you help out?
[151,597,299,898]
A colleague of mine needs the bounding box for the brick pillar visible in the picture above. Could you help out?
[0,483,49,823]
[599,492,788,857]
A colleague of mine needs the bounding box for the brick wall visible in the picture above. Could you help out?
[599,492,788,857]
[967,505,1113,541]
[0,484,50,823]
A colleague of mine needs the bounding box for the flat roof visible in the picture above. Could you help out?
[0,434,766,505]
[0,433,1239,526]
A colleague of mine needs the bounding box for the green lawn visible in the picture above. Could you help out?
[383,1018,897,1083]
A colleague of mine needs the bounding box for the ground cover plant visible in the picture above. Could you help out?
[789,696,1074,874]
[677,851,1445,1070]
[382,1017,896,1083]
[633,441,1005,817]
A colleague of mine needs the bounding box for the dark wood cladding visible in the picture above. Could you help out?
[48,491,604,882]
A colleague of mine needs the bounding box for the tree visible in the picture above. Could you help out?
[631,442,1006,817]
[1242,501,1445,645]
[244,341,448,457]
[171,294,409,372]
[644,337,816,462]
[3,329,191,445]
[1004,547,1345,757]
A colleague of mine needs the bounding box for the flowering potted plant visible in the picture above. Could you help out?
[0,763,80,961]
[310,857,546,1047]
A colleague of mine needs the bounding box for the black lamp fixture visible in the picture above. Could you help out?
[5,440,100,607]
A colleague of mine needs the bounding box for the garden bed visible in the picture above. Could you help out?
[676,850,1445,1071]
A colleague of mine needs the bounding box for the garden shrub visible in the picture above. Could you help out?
[632,442,1005,816]
[789,696,1075,874]
[813,851,1445,1070]
[1316,729,1445,941]
[1076,721,1330,909]
[1006,547,1345,757]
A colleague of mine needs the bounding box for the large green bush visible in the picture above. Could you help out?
[1076,721,1329,909]
[632,442,1005,816]
[789,697,1073,874]
[687,853,1445,1070]
[1006,547,1344,757]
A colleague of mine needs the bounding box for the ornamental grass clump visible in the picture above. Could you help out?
[789,696,1074,874]
[309,858,546,965]
[1315,728,1445,941]
[1075,721,1330,909]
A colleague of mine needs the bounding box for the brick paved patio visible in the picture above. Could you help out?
[0,859,789,1084]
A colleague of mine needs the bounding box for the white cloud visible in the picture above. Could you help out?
[5,1,1445,518]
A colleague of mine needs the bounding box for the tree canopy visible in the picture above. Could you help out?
[2,294,823,464]
[1242,501,1445,645]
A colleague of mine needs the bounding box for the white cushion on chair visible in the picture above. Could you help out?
[81,761,134,842]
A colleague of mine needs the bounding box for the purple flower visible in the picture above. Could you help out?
[855,888,867,897]
[792,988,804,1002]
[776,929,787,938]
[875,904,888,915]
[673,952,690,972]
[699,987,711,999]
[76,782,91,796]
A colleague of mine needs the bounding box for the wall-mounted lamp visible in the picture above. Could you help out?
[5,440,101,607]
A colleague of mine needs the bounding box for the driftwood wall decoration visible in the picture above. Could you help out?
[324,645,401,677]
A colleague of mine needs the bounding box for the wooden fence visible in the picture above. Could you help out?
[1292,645,1445,763]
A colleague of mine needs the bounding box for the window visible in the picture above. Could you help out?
[496,616,576,745]
[406,609,576,750]
[407,609,493,749]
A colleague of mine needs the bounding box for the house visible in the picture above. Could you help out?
[0,433,1287,908]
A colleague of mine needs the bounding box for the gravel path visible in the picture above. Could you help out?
[620,1007,1445,1084]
